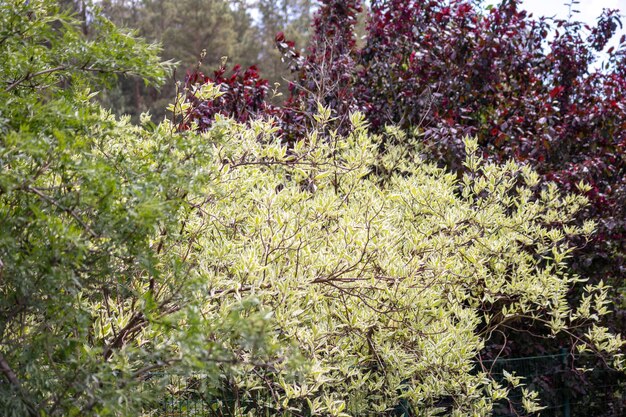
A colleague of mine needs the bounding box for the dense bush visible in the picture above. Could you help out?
[183,0,625,335]
[2,1,623,416]
[179,3,626,411]
[0,2,275,415]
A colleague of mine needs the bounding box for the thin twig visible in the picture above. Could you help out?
[5,66,66,92]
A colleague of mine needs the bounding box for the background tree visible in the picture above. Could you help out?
[257,0,314,97]
[92,0,262,121]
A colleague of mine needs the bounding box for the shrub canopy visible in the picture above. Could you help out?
[0,1,623,416]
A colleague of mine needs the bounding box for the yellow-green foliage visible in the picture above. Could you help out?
[148,99,622,415]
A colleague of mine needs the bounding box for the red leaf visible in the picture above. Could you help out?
[549,86,565,98]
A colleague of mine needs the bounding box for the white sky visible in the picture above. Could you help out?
[520,0,626,65]
[520,0,626,46]
[521,0,625,22]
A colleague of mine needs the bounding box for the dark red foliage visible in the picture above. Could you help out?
[181,64,276,132]
[355,1,625,299]
[277,0,362,136]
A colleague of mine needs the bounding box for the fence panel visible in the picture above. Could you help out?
[148,353,625,416]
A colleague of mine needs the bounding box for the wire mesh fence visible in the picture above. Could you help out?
[485,351,625,417]
[149,352,625,417]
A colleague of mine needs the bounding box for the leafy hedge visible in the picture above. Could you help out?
[1,1,624,416]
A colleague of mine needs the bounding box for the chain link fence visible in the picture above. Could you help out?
[150,352,625,416]
[486,351,624,417]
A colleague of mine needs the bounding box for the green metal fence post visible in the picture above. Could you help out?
[561,348,571,417]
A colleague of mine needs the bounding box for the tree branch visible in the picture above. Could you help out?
[26,186,98,238]
[0,351,38,417]
[5,66,66,92]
